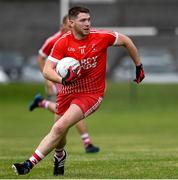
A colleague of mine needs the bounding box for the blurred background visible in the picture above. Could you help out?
[1,1,178,178]
[0,0,178,83]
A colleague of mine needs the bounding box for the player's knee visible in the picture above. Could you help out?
[52,121,68,135]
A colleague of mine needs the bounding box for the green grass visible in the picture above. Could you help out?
[0,82,178,178]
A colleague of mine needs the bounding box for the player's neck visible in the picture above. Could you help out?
[72,30,88,40]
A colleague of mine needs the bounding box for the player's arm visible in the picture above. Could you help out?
[37,53,56,94]
[43,60,62,84]
[43,59,79,85]
[117,33,145,83]
[38,38,54,73]
[117,33,141,66]
[36,55,46,73]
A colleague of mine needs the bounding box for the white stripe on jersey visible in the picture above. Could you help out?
[38,49,48,58]
[113,32,119,46]
[48,56,59,63]
[84,97,103,117]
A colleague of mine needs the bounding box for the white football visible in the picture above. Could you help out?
[56,57,80,78]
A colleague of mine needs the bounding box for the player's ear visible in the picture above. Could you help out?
[69,19,74,28]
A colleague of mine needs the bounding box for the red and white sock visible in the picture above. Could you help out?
[29,149,45,167]
[38,100,50,109]
[81,133,91,147]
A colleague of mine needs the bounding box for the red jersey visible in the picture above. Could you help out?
[48,29,119,96]
[38,31,63,58]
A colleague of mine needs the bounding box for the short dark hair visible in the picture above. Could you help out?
[68,6,90,19]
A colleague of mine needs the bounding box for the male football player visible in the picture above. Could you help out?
[30,15,99,154]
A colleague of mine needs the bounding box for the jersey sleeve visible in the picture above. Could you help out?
[38,38,55,58]
[102,31,119,47]
[47,37,66,63]
[96,30,119,47]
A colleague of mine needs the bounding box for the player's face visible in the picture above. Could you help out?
[71,13,91,37]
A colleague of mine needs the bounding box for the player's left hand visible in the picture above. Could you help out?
[134,64,145,84]
[62,66,81,85]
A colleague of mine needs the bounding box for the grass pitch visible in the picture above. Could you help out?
[0,82,178,179]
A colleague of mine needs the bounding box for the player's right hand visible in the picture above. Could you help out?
[62,66,81,85]
[134,64,145,84]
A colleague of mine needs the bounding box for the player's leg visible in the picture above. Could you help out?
[30,94,100,153]
[53,114,68,176]
[29,93,56,113]
[12,104,84,175]
[71,94,103,153]
[75,120,100,153]
[29,81,57,112]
